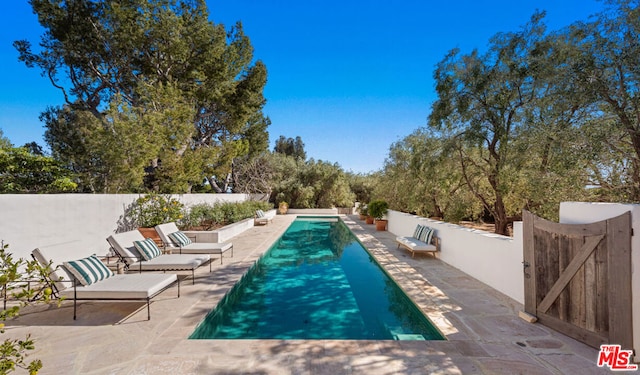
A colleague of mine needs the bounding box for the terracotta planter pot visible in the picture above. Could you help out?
[375,219,388,231]
[138,227,163,246]
[365,216,374,224]
[359,214,366,220]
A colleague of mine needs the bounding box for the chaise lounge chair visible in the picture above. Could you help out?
[154,222,233,264]
[396,224,440,258]
[254,209,273,225]
[107,230,211,284]
[32,241,179,320]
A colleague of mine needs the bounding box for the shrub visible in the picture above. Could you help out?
[130,194,185,227]
[180,200,272,229]
[368,199,389,220]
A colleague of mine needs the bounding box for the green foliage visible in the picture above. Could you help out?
[273,136,306,160]
[561,0,640,201]
[0,146,77,193]
[130,194,185,227]
[180,200,272,229]
[270,155,355,208]
[18,0,269,193]
[0,244,62,374]
[367,200,389,220]
[0,131,12,149]
[346,173,375,204]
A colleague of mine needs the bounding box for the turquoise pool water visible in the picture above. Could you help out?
[189,217,445,340]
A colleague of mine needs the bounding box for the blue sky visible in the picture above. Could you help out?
[1,0,605,174]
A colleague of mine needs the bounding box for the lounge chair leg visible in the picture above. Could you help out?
[73,299,77,320]
[192,269,195,284]
[177,279,180,298]
[147,298,151,320]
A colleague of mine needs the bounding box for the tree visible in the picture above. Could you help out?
[562,0,640,201]
[15,0,269,193]
[0,131,12,149]
[0,147,77,193]
[376,128,482,221]
[264,153,354,208]
[274,136,306,160]
[429,12,566,234]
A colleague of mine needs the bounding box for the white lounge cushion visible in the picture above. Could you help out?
[129,254,209,271]
[107,231,146,261]
[107,230,210,270]
[177,242,232,254]
[58,273,177,300]
[395,236,437,252]
[155,222,188,248]
[33,242,110,292]
[155,222,232,256]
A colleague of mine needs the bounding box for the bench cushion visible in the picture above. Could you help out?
[396,236,437,252]
[58,273,177,300]
[177,242,232,254]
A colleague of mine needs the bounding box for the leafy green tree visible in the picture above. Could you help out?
[346,172,376,204]
[376,128,482,221]
[0,131,12,149]
[274,136,306,160]
[0,147,77,193]
[562,0,640,201]
[265,153,354,208]
[429,12,566,234]
[15,0,269,193]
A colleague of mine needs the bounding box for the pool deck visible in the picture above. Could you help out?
[5,215,614,374]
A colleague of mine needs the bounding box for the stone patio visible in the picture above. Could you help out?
[3,215,616,374]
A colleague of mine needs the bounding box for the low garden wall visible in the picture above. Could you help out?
[387,210,524,304]
[0,194,251,261]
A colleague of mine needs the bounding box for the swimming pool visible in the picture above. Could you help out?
[189,217,445,340]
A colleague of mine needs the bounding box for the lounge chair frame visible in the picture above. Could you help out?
[31,247,180,320]
[155,223,233,264]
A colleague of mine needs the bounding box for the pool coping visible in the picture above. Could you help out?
[2,214,603,374]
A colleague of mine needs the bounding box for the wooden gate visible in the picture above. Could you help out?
[522,210,633,349]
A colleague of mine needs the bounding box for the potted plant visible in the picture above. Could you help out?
[368,199,389,231]
[278,201,289,215]
[358,204,368,221]
[130,194,184,244]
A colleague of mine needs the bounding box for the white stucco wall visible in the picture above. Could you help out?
[0,194,250,261]
[560,202,640,356]
[387,210,524,303]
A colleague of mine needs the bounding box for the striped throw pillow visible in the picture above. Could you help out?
[419,226,435,245]
[63,255,114,286]
[256,209,265,218]
[413,224,426,239]
[168,231,192,246]
[133,238,162,260]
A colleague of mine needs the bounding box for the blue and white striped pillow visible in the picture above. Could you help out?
[419,226,435,245]
[63,255,114,286]
[413,224,426,239]
[133,238,162,260]
[256,209,265,218]
[168,231,192,246]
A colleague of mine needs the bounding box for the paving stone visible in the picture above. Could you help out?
[6,214,603,374]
